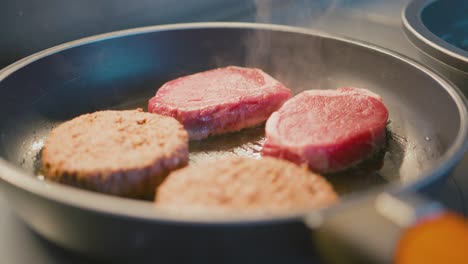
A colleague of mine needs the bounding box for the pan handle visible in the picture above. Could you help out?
[306,192,468,263]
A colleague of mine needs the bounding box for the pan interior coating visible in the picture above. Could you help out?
[0,26,460,203]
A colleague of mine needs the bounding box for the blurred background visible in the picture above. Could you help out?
[1,0,410,68]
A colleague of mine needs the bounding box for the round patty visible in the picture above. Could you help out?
[155,157,338,214]
[42,109,189,199]
[148,66,292,140]
[263,87,389,173]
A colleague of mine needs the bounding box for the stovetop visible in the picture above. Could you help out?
[0,0,466,263]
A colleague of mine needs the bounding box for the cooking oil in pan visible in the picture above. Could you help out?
[28,97,409,197]
[32,123,406,196]
[188,125,406,195]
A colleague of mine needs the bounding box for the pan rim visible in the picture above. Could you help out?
[402,0,468,73]
[0,22,466,224]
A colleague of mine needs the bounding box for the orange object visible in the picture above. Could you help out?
[395,213,468,264]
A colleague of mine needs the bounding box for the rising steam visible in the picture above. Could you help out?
[253,0,340,27]
[243,0,341,93]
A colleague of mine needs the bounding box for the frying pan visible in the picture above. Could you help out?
[0,23,466,263]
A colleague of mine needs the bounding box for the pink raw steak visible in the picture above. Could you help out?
[148,66,292,140]
[262,87,389,173]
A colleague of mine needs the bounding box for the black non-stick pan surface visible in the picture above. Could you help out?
[0,23,466,263]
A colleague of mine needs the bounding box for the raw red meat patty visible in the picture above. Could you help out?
[148,66,292,140]
[263,87,389,173]
[155,157,338,215]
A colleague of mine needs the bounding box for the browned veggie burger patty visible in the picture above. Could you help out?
[42,109,188,199]
[156,157,338,214]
